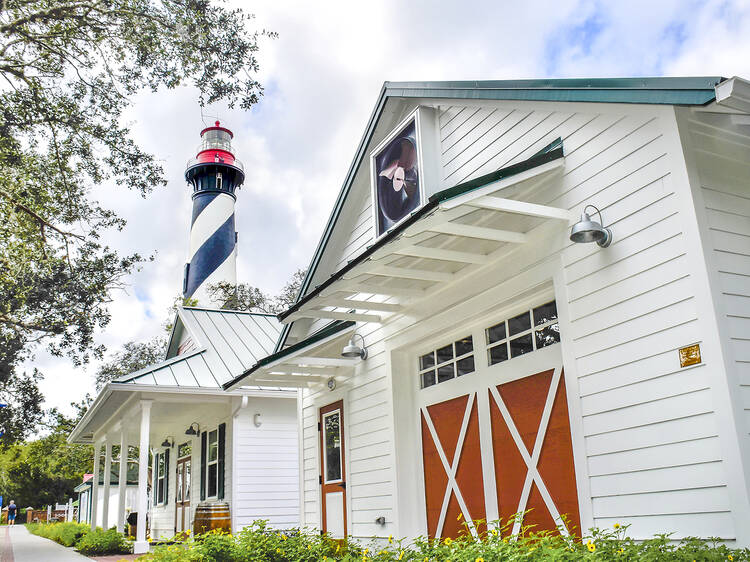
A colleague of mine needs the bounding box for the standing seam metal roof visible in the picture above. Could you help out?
[115,307,282,388]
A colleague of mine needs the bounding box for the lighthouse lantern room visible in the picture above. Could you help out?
[183,121,245,305]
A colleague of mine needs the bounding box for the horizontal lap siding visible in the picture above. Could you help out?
[296,100,736,540]
[301,328,395,538]
[234,398,299,530]
[690,116,750,440]
[438,102,732,538]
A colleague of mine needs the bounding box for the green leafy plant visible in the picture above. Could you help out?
[138,520,750,562]
[75,527,129,556]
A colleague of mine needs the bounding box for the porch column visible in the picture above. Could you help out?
[102,441,112,528]
[90,440,102,530]
[117,429,128,533]
[134,400,152,554]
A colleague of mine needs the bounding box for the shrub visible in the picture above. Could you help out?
[26,522,89,547]
[138,520,750,562]
[75,527,129,556]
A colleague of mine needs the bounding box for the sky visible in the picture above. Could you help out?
[28,0,750,416]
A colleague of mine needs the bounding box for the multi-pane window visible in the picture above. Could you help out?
[486,300,560,366]
[207,429,218,498]
[419,335,475,389]
[156,452,166,505]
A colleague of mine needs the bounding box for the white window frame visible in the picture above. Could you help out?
[206,428,219,499]
[155,451,166,506]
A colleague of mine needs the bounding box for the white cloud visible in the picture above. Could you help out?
[26,0,750,416]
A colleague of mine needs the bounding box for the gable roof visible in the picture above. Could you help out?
[116,306,282,388]
[278,76,726,351]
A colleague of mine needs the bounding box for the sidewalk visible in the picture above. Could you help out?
[1,525,92,561]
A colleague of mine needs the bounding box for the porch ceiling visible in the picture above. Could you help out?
[279,149,572,328]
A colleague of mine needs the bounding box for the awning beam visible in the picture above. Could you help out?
[282,309,381,324]
[462,196,577,222]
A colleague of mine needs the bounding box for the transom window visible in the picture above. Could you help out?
[419,335,475,389]
[207,429,218,498]
[486,300,559,366]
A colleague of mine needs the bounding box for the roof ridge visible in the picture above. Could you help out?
[182,305,277,317]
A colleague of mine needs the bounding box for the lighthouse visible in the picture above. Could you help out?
[183,121,245,305]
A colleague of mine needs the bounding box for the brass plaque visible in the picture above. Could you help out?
[679,344,701,368]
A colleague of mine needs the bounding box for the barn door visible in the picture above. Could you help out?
[320,400,347,538]
[489,366,580,536]
[419,340,580,539]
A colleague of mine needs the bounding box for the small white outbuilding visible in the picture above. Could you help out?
[224,76,750,547]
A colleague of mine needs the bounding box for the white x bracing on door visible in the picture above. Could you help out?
[488,365,568,537]
[419,342,580,540]
[420,392,480,538]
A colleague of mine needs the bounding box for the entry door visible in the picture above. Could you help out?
[175,451,191,533]
[320,400,347,538]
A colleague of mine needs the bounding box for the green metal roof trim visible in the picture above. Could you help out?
[222,320,355,390]
[276,138,564,324]
[277,76,725,352]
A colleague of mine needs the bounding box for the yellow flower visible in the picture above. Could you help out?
[490,528,498,537]
[587,540,596,552]
[728,556,734,561]
[476,558,485,562]
[388,535,393,544]
[336,544,341,553]
[444,537,452,545]
[398,551,404,560]
[457,512,463,521]
[503,537,509,544]
[613,523,621,529]
[307,544,312,550]
[618,548,625,555]
[281,533,287,541]
[275,548,281,554]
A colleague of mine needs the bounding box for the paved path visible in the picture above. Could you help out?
[1,525,91,561]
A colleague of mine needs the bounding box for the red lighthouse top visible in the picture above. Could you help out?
[192,120,239,167]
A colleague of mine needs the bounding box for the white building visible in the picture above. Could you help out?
[69,307,299,553]
[224,76,750,546]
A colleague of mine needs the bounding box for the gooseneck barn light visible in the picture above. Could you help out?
[341,333,368,360]
[185,422,200,436]
[161,436,175,448]
[570,205,612,248]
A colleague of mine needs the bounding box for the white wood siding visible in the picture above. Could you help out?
[296,98,740,541]
[233,397,299,530]
[687,113,750,437]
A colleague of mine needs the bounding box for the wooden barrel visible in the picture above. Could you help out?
[193,502,231,535]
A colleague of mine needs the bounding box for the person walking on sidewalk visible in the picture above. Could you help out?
[7,500,17,525]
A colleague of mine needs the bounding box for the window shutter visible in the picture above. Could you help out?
[218,423,226,500]
[164,449,170,505]
[200,431,207,501]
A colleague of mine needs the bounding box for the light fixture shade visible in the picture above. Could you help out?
[185,427,196,435]
[341,335,367,360]
[569,211,612,247]
[161,438,172,448]
[185,423,199,436]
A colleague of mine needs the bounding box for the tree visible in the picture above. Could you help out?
[0,369,45,444]
[0,0,273,386]
[206,268,307,314]
[94,337,166,390]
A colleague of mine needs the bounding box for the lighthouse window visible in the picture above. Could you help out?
[216,173,223,190]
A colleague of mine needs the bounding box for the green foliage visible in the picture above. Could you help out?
[0,0,273,391]
[75,527,129,556]
[0,406,92,505]
[26,522,90,548]
[206,268,307,314]
[95,336,167,389]
[138,521,750,562]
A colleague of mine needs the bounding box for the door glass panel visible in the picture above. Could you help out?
[177,464,183,502]
[323,410,342,482]
[185,461,191,501]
